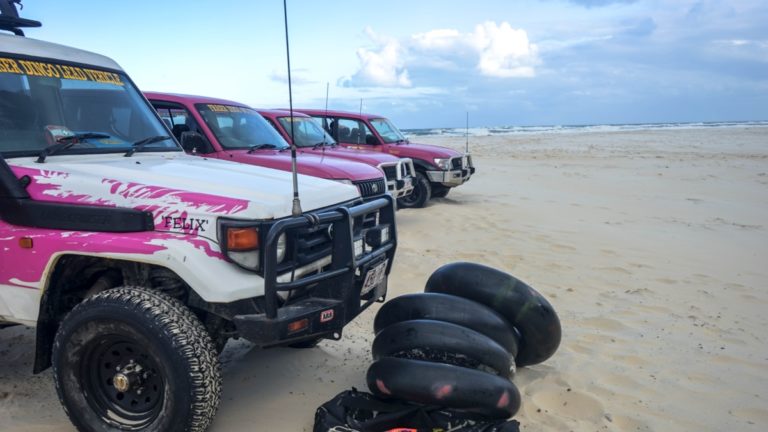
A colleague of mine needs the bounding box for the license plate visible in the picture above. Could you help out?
[361,260,388,296]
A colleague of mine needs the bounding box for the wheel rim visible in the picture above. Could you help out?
[400,179,424,206]
[81,335,165,429]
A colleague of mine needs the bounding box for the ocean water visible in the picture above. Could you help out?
[403,120,768,137]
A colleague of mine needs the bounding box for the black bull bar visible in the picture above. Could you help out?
[233,195,397,346]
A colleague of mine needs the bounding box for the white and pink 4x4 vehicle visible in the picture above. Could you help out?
[0,6,396,432]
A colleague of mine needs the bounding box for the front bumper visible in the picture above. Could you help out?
[425,154,475,187]
[232,195,396,347]
[380,159,416,198]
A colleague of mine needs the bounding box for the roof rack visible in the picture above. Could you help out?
[0,0,41,36]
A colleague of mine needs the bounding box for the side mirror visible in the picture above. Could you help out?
[365,134,379,145]
[180,131,214,154]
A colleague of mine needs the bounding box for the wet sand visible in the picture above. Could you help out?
[1,126,767,431]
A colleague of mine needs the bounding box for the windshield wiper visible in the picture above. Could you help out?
[36,132,111,163]
[124,135,172,157]
[247,143,278,153]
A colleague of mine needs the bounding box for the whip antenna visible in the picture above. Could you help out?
[322,82,329,151]
[324,82,330,117]
[465,112,469,153]
[283,0,302,216]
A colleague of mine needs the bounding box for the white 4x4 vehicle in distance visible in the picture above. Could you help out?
[0,4,396,431]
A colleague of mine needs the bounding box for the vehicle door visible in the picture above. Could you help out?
[150,102,214,156]
[323,117,380,149]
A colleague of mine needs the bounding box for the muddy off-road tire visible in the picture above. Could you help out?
[52,287,221,432]
[397,172,431,209]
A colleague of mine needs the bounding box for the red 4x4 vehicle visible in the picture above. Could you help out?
[295,109,476,208]
[145,93,389,201]
[258,109,415,200]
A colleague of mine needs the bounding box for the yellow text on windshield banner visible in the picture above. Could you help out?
[206,104,256,114]
[0,56,124,86]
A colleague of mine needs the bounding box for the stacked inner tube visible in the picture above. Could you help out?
[367,262,561,420]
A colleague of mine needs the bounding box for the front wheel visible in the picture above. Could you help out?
[397,172,431,208]
[52,287,222,432]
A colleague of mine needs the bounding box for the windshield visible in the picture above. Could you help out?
[369,118,406,143]
[0,55,175,157]
[195,103,289,150]
[277,116,336,148]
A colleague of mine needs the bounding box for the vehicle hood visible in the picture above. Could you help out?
[300,146,401,166]
[9,153,361,238]
[223,150,384,181]
[387,142,461,160]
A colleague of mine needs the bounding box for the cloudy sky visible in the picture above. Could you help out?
[20,0,768,128]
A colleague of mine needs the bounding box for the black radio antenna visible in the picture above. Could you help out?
[465,111,470,153]
[283,0,302,216]
[321,81,329,151]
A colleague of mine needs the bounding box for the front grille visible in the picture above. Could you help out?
[291,224,333,266]
[381,165,397,181]
[451,157,463,170]
[354,178,387,198]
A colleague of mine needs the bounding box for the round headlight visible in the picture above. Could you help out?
[276,233,287,263]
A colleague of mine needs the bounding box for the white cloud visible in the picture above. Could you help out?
[344,27,411,88]
[471,21,539,78]
[344,22,539,88]
[412,29,462,51]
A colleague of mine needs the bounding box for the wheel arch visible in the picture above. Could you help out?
[33,254,193,373]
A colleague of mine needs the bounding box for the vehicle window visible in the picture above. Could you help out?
[195,103,289,150]
[262,117,282,134]
[333,118,376,145]
[152,105,204,142]
[0,55,174,156]
[310,115,332,134]
[277,116,336,148]
[369,118,406,144]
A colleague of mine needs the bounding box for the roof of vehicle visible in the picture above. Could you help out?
[292,109,385,121]
[143,92,250,108]
[0,33,122,71]
[257,109,312,118]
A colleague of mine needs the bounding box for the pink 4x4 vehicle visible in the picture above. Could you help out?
[257,109,415,199]
[0,6,396,431]
[144,92,392,201]
[295,109,476,208]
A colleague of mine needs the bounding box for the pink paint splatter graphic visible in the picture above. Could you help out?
[10,167,250,234]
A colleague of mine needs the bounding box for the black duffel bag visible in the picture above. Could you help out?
[313,389,520,432]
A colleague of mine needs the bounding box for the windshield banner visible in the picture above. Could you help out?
[0,56,124,86]
[205,104,256,114]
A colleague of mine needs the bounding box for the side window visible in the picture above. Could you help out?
[151,104,203,142]
[335,118,375,145]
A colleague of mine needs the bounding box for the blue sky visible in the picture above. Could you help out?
[18,0,768,128]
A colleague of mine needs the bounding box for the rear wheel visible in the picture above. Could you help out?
[397,172,431,208]
[53,287,221,432]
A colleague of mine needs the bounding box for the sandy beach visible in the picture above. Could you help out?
[1,126,767,431]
